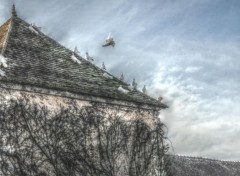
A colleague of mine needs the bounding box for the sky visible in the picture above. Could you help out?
[0,0,240,160]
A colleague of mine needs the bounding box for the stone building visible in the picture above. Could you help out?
[0,6,170,175]
[0,6,167,124]
[0,6,172,176]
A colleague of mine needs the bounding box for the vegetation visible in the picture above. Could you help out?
[0,95,169,176]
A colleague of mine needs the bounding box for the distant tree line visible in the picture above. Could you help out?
[0,95,170,176]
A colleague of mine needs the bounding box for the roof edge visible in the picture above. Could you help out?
[170,154,240,163]
[0,81,165,111]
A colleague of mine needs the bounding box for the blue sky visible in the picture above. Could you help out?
[1,0,240,160]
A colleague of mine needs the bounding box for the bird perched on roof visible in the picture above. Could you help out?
[85,52,94,62]
[102,33,115,47]
[129,78,137,91]
[132,78,137,90]
[158,96,163,102]
[101,62,106,70]
[119,73,124,81]
[74,46,80,55]
[142,85,147,94]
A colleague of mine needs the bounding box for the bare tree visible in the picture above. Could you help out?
[0,95,169,176]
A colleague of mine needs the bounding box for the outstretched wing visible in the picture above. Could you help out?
[107,32,111,40]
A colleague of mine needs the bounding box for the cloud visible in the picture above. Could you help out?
[0,0,239,160]
[185,66,202,73]
[145,37,240,160]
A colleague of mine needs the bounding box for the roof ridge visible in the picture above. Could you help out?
[173,154,240,163]
[16,17,71,54]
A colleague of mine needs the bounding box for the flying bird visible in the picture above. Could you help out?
[102,33,115,47]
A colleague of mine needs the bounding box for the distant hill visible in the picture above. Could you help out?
[168,155,240,176]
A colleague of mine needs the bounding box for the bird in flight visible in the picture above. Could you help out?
[102,33,115,47]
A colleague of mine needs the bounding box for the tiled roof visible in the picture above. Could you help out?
[168,155,240,176]
[0,16,167,108]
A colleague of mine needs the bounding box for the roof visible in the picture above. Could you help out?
[0,15,167,108]
[168,155,240,176]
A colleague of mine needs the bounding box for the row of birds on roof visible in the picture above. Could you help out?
[28,23,163,102]
[72,33,162,102]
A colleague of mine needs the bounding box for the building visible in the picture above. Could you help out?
[0,5,170,175]
[0,5,167,123]
[168,155,240,176]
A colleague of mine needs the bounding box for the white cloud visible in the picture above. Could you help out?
[0,0,239,160]
[185,66,202,73]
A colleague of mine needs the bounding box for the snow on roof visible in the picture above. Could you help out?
[0,69,5,76]
[128,85,134,91]
[29,24,39,35]
[103,73,113,79]
[118,85,129,94]
[0,54,8,68]
[71,54,81,64]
